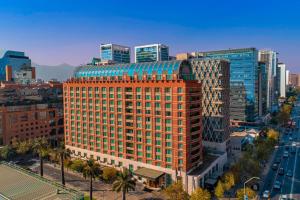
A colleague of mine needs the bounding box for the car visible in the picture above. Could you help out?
[263,190,270,198]
[279,167,285,175]
[272,163,278,170]
[286,170,293,177]
[273,181,281,189]
[283,151,289,158]
[280,194,288,200]
[289,137,293,141]
[274,157,281,164]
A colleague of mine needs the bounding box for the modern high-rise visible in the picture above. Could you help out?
[135,44,169,63]
[277,63,286,98]
[100,44,130,64]
[258,62,268,116]
[286,70,290,86]
[259,50,278,111]
[64,60,204,191]
[188,58,230,152]
[0,50,32,80]
[193,48,259,122]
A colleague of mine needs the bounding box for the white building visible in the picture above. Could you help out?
[134,44,169,63]
[286,70,290,86]
[278,63,286,98]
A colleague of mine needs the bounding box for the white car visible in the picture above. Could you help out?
[280,194,288,200]
[273,181,281,189]
[283,151,289,158]
[263,190,270,198]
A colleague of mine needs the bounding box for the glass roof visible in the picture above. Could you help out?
[74,60,188,78]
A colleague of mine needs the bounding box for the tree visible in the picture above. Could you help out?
[71,159,85,173]
[112,168,136,200]
[267,129,279,142]
[164,181,189,200]
[51,142,71,185]
[236,187,256,200]
[102,167,118,183]
[222,172,235,191]
[32,137,49,176]
[16,139,33,155]
[0,145,15,161]
[190,187,211,200]
[214,181,224,199]
[82,159,102,200]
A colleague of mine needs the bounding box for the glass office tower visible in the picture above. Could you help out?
[0,50,31,80]
[194,48,259,122]
[100,44,130,64]
[135,44,169,63]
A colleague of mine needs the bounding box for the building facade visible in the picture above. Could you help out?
[277,63,286,98]
[0,50,32,81]
[135,44,169,63]
[194,48,259,122]
[189,58,230,152]
[100,44,130,64]
[64,60,205,190]
[258,62,268,116]
[258,50,278,111]
[0,81,64,146]
[289,73,300,87]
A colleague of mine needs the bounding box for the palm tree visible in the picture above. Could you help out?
[82,159,102,200]
[32,137,49,176]
[112,168,136,200]
[50,142,71,185]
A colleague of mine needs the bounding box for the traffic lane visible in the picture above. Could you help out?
[292,150,300,195]
[270,153,287,198]
[280,150,295,197]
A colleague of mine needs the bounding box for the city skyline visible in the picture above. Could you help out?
[0,0,300,72]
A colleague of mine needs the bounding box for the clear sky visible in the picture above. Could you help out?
[0,0,300,72]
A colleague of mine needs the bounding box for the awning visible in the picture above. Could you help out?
[133,167,165,181]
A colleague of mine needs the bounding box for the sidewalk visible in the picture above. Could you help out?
[36,163,165,200]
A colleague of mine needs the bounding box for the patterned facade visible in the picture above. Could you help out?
[64,60,203,186]
[189,59,230,149]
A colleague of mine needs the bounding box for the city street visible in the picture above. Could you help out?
[261,96,300,200]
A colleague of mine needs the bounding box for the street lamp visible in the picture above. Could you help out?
[244,177,260,200]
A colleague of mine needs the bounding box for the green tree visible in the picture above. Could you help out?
[112,168,136,200]
[164,181,189,200]
[102,167,118,183]
[236,187,256,200]
[214,181,224,199]
[222,172,235,191]
[51,142,71,185]
[32,138,49,176]
[0,145,15,161]
[16,139,33,155]
[82,159,102,200]
[190,187,211,200]
[70,159,85,173]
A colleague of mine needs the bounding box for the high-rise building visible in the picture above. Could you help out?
[135,44,169,63]
[286,70,290,86]
[0,50,32,80]
[100,44,130,64]
[64,60,206,191]
[189,58,230,152]
[258,50,278,111]
[277,63,286,98]
[258,62,268,116]
[193,48,259,122]
[289,73,300,87]
[230,81,247,122]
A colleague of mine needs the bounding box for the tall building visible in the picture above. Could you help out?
[64,60,207,191]
[100,44,130,64]
[258,62,268,116]
[286,70,290,86]
[230,82,247,122]
[135,44,169,63]
[277,63,286,98]
[194,48,259,122]
[0,50,32,81]
[258,50,278,111]
[189,58,230,152]
[289,73,300,87]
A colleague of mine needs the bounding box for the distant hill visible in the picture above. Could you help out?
[33,62,77,82]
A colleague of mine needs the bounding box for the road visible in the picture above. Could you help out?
[261,96,300,200]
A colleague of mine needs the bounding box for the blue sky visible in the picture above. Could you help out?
[0,0,299,72]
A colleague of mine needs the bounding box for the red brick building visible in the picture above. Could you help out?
[64,60,203,189]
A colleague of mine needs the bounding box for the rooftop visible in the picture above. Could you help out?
[134,167,165,181]
[0,161,83,200]
[74,60,194,80]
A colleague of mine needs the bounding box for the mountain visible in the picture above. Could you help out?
[33,62,77,82]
